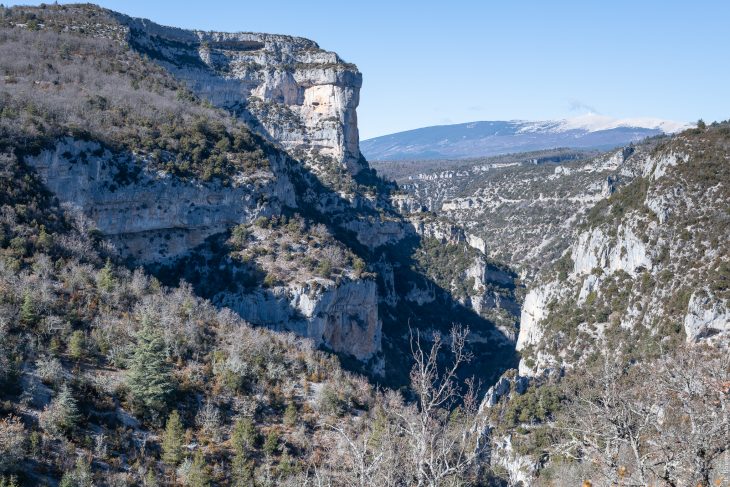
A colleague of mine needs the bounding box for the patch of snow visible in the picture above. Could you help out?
[557,113,691,134]
[517,113,691,135]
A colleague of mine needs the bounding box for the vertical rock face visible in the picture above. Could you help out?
[13,7,524,380]
[25,138,381,361]
[216,279,381,361]
[25,138,294,264]
[117,14,365,174]
[516,283,557,353]
[571,226,652,277]
[684,292,730,345]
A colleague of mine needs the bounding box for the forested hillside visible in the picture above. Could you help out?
[0,3,728,487]
[0,4,509,486]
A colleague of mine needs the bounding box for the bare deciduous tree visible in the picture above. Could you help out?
[315,325,483,487]
[550,345,730,487]
[394,326,481,486]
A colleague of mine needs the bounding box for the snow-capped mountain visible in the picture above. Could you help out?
[362,114,691,161]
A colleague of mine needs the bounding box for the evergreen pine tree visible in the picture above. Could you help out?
[59,456,93,487]
[41,384,80,437]
[144,469,158,487]
[161,410,184,466]
[127,318,173,416]
[97,259,116,292]
[19,292,36,326]
[278,449,295,478]
[283,401,297,427]
[231,454,254,487]
[186,450,211,487]
[231,417,257,486]
[67,330,85,361]
[263,429,279,457]
[36,225,53,252]
[56,385,80,431]
[232,417,257,456]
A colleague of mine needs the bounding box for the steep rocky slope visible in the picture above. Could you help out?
[0,144,388,486]
[0,4,727,486]
[376,146,657,276]
[477,122,730,485]
[0,3,518,386]
[517,123,730,376]
[0,4,524,485]
[118,13,365,176]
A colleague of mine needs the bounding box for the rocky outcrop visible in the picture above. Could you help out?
[515,282,564,377]
[684,292,730,344]
[514,126,730,380]
[342,218,411,249]
[26,137,383,362]
[390,193,427,214]
[466,233,487,254]
[642,151,688,180]
[216,279,381,361]
[516,282,559,353]
[117,14,365,175]
[479,374,529,409]
[408,215,465,245]
[490,435,539,485]
[571,225,652,277]
[25,138,294,263]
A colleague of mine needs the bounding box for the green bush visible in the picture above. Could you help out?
[67,330,86,361]
[263,429,279,457]
[503,385,560,426]
[40,385,80,437]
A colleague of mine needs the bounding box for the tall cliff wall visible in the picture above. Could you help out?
[116,14,365,175]
[9,4,520,385]
[25,138,383,361]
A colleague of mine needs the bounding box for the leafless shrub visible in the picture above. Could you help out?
[549,345,730,486]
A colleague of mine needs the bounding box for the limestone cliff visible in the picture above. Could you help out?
[7,4,521,386]
[217,279,380,361]
[26,138,294,264]
[471,126,730,486]
[116,14,365,175]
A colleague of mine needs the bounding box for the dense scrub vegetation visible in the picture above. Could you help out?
[414,237,514,301]
[0,4,513,485]
[3,4,727,487]
[0,148,496,485]
[0,5,271,183]
[486,345,729,486]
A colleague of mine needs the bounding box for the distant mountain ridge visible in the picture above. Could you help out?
[362,114,691,161]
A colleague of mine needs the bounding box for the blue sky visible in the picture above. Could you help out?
[9,1,730,138]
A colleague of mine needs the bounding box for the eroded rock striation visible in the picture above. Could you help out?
[27,138,294,264]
